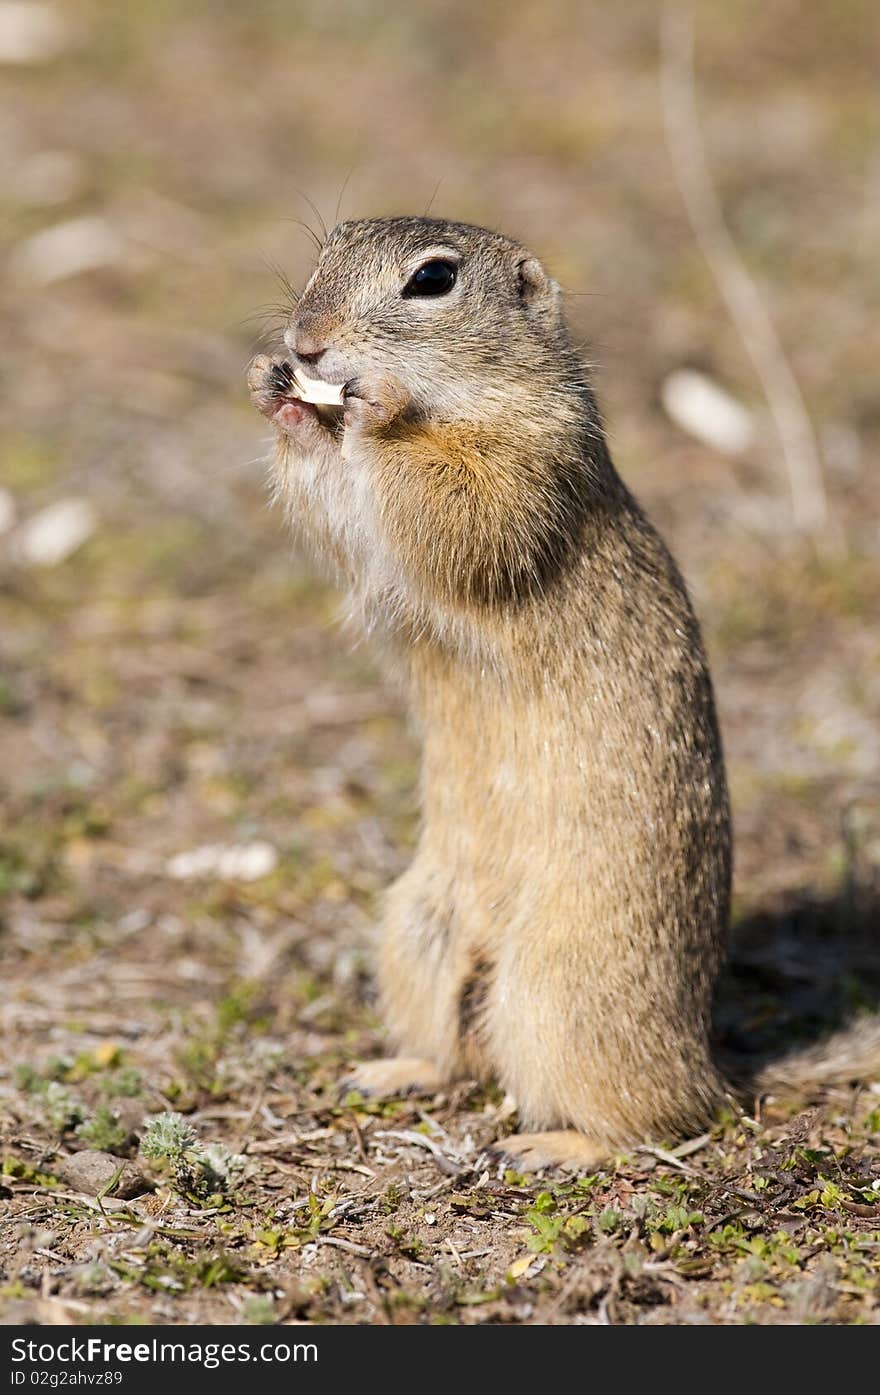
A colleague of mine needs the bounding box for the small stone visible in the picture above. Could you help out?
[16,498,96,566]
[661,369,756,457]
[166,840,278,882]
[10,215,123,285]
[216,841,279,880]
[55,1151,149,1200]
[0,3,71,64]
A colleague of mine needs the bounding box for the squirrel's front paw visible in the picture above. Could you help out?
[247,354,331,442]
[343,372,410,430]
[247,354,295,417]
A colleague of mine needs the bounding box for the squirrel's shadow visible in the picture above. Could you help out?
[715,880,880,1079]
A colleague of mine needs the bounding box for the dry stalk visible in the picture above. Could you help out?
[660,4,836,548]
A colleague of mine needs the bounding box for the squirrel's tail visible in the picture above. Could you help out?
[752,1015,880,1096]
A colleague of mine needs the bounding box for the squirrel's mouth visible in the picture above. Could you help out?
[269,360,344,407]
[289,367,345,406]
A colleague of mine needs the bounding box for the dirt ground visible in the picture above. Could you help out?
[1,1,879,1325]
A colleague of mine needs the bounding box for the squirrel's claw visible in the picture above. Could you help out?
[247,353,293,419]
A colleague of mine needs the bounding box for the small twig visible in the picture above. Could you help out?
[34,1246,69,1264]
[374,1129,461,1174]
[444,1236,464,1268]
[231,1090,265,1150]
[348,1111,371,1167]
[358,1260,391,1324]
[636,1144,699,1174]
[312,1235,374,1259]
[705,1205,756,1233]
[94,1164,126,1227]
[324,1160,376,1178]
[669,1131,713,1159]
[660,4,836,548]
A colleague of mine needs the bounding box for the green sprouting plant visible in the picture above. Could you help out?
[3,1157,59,1187]
[386,1226,424,1260]
[381,1182,404,1213]
[291,1189,339,1242]
[199,1142,250,1190]
[73,1262,117,1297]
[242,1296,276,1325]
[110,1243,248,1295]
[141,1111,197,1162]
[644,1202,704,1235]
[75,1105,130,1155]
[141,1112,206,1195]
[43,1081,84,1132]
[98,1067,143,1098]
[140,1112,251,1201]
[524,1191,591,1254]
[14,1064,43,1092]
[256,1191,340,1251]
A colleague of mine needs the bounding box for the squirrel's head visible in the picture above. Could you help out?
[283,216,576,418]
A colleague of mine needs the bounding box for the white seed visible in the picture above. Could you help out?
[292,369,345,407]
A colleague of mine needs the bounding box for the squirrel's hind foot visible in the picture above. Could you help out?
[340,1056,445,1100]
[490,1130,608,1174]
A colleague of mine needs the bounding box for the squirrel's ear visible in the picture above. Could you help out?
[516,256,563,328]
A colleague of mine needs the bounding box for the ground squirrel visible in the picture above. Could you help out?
[247,216,878,1171]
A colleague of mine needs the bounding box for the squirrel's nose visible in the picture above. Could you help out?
[286,326,327,365]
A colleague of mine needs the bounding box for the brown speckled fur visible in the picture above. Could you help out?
[248,216,735,1165]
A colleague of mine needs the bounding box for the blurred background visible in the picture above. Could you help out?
[2,0,879,1133]
[2,0,880,1328]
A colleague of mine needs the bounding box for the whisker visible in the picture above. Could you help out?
[263,258,301,309]
[334,161,358,228]
[292,187,328,244]
[424,177,444,217]
[241,300,295,324]
[278,217,323,254]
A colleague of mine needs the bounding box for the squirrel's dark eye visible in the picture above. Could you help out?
[403,259,457,298]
